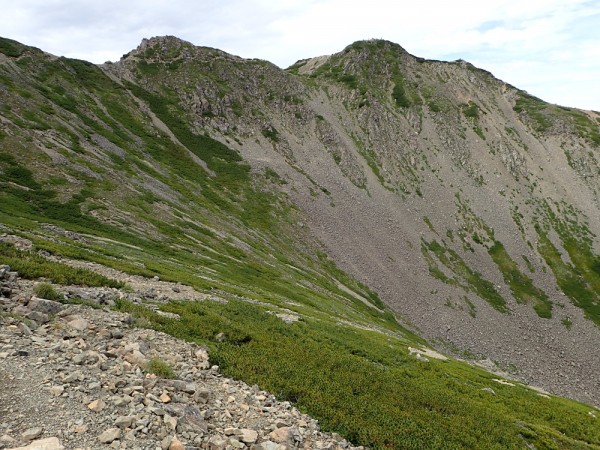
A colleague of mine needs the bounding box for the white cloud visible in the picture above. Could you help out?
[0,0,598,109]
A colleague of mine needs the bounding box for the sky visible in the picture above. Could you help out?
[1,0,599,111]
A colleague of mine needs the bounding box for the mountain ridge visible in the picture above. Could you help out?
[1,35,600,448]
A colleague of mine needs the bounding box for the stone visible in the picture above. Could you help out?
[179,406,208,432]
[161,435,172,450]
[72,424,88,433]
[169,437,185,450]
[251,442,285,450]
[193,387,210,404]
[415,354,429,363]
[195,348,209,361]
[0,435,16,446]
[124,430,136,441]
[18,322,32,336]
[114,416,134,429]
[269,427,290,443]
[21,428,43,441]
[111,329,125,339]
[48,386,64,396]
[168,380,196,394]
[124,349,147,365]
[26,311,49,324]
[7,437,64,450]
[207,435,227,450]
[67,317,89,331]
[98,428,121,444]
[228,439,245,449]
[164,414,177,431]
[159,392,171,403]
[0,265,10,278]
[27,297,64,315]
[63,371,83,383]
[239,429,258,443]
[88,398,106,412]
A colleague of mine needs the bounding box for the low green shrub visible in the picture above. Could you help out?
[145,357,176,379]
[33,282,63,301]
[0,242,124,288]
[116,298,600,449]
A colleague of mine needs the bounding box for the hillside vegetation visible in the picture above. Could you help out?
[1,36,600,448]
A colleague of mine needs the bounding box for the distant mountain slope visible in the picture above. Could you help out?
[106,36,600,404]
[1,35,600,448]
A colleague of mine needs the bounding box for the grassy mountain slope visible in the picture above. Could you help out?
[1,36,600,448]
[107,37,600,405]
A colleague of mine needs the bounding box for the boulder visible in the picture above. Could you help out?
[7,437,64,450]
[27,297,64,315]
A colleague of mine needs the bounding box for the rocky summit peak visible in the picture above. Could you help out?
[342,38,407,55]
[139,35,193,51]
[123,35,195,60]
[121,35,238,64]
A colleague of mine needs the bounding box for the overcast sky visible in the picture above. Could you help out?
[1,0,599,110]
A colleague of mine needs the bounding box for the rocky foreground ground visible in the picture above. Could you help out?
[0,265,364,450]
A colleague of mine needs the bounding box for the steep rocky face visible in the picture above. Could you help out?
[2,35,600,409]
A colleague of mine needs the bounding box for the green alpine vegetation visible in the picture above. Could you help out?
[115,298,600,449]
[2,35,600,449]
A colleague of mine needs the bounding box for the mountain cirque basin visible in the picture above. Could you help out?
[1,35,600,448]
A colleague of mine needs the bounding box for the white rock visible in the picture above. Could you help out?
[21,428,43,441]
[269,427,290,443]
[97,428,121,444]
[239,429,258,443]
[164,414,177,431]
[48,386,64,396]
[67,317,89,331]
[7,437,64,450]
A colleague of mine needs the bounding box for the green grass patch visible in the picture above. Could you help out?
[463,102,479,119]
[392,75,410,108]
[561,317,573,330]
[0,242,124,288]
[124,81,248,183]
[422,239,509,313]
[261,126,280,142]
[33,282,63,300]
[428,101,441,112]
[145,357,176,379]
[474,126,486,140]
[116,298,600,450]
[488,241,551,318]
[513,93,551,132]
[535,228,600,326]
[534,202,600,327]
[0,37,27,57]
